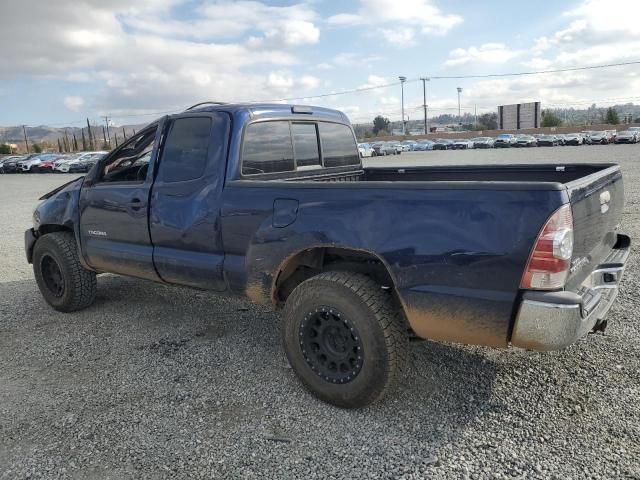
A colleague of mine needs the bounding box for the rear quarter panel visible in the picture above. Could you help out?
[221,182,567,347]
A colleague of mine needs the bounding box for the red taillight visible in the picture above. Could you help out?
[520,204,574,290]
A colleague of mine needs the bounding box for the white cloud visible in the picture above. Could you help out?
[328,0,462,45]
[358,75,389,89]
[266,72,320,94]
[433,0,640,115]
[0,0,323,118]
[379,96,399,105]
[444,43,521,67]
[124,1,319,47]
[64,96,84,112]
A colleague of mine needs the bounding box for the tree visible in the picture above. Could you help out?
[372,115,390,135]
[31,143,43,153]
[0,144,12,154]
[477,112,498,130]
[541,110,562,127]
[605,107,620,125]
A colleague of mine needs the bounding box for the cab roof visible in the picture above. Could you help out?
[186,103,349,123]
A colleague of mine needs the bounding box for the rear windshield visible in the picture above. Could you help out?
[241,120,359,176]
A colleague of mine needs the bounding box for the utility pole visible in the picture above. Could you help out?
[474,104,477,127]
[102,126,107,148]
[22,125,30,153]
[103,116,111,148]
[399,76,407,135]
[57,138,62,153]
[122,127,127,140]
[420,77,430,135]
[457,87,463,121]
[81,129,87,150]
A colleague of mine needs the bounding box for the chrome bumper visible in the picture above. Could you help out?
[511,234,630,351]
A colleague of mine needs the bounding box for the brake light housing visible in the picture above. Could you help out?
[520,204,574,290]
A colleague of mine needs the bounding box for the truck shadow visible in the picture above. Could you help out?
[1,274,498,472]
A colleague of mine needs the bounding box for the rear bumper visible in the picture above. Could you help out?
[511,234,631,351]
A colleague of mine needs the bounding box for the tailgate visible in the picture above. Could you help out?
[565,165,624,290]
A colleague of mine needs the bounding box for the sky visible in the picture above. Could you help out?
[2,0,640,127]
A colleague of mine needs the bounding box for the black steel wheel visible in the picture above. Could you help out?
[40,254,65,297]
[283,271,408,408]
[299,306,364,384]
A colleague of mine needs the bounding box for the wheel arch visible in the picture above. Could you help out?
[38,223,74,236]
[272,246,407,316]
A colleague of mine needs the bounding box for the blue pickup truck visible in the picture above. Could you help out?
[25,102,630,408]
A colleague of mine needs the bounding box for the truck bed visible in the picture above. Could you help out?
[284,163,614,187]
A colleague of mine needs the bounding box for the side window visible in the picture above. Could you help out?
[291,123,320,169]
[157,117,212,182]
[319,123,360,168]
[100,128,157,183]
[242,121,294,175]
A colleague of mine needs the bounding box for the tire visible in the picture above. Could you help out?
[33,231,97,312]
[282,271,408,408]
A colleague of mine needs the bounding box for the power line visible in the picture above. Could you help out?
[426,60,640,80]
[12,59,640,128]
[261,60,640,102]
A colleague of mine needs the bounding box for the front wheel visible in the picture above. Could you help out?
[33,231,97,312]
[282,271,408,408]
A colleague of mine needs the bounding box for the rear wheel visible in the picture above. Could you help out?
[33,232,97,312]
[282,271,408,408]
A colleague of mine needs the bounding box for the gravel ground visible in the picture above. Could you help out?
[0,146,639,479]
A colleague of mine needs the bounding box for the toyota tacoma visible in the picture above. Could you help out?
[25,102,630,408]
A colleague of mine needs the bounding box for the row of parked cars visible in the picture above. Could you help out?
[0,151,107,174]
[358,127,640,155]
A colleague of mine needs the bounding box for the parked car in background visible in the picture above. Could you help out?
[554,134,566,146]
[432,139,453,150]
[605,130,617,143]
[614,130,638,144]
[371,142,396,156]
[564,133,583,146]
[17,153,59,172]
[537,135,559,147]
[389,142,403,154]
[471,137,494,149]
[494,134,516,148]
[581,131,596,144]
[588,131,610,145]
[452,138,474,150]
[626,126,640,137]
[68,153,106,173]
[401,140,417,151]
[414,140,434,151]
[0,156,23,173]
[38,159,58,173]
[514,135,537,147]
[358,143,374,158]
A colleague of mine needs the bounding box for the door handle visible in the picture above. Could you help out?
[129,198,145,211]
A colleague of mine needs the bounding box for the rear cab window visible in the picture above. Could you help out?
[241,120,359,177]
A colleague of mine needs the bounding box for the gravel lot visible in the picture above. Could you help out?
[1,146,639,479]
